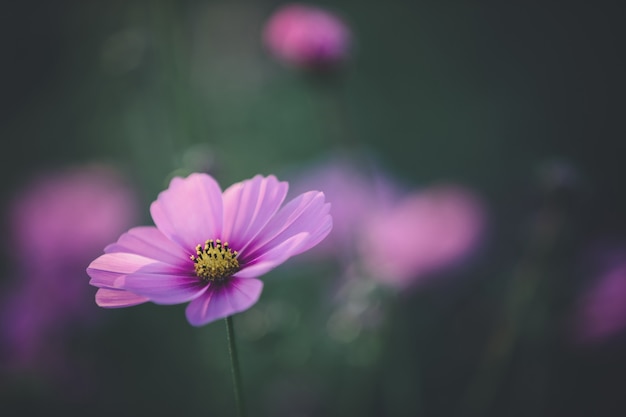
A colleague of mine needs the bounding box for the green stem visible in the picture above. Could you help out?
[225,316,247,417]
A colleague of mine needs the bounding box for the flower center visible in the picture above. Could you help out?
[190,239,240,282]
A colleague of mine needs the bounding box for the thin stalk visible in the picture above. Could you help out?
[225,316,247,417]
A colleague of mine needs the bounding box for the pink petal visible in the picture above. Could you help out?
[296,213,333,254]
[222,175,288,251]
[242,191,332,261]
[105,226,189,266]
[95,288,150,308]
[235,232,311,278]
[122,273,208,305]
[150,173,224,251]
[87,252,185,288]
[185,278,263,326]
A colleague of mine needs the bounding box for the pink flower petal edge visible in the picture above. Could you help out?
[95,288,150,308]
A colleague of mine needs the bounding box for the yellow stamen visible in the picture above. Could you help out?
[190,239,239,282]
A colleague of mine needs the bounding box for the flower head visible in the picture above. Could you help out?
[263,3,351,70]
[87,174,332,326]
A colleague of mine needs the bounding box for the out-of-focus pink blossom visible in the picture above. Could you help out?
[1,164,139,375]
[291,157,486,291]
[573,256,626,344]
[9,164,140,269]
[358,185,486,289]
[263,3,351,70]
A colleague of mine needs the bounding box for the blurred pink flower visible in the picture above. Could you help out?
[87,173,332,326]
[9,164,140,269]
[358,185,486,289]
[291,158,486,291]
[573,255,626,344]
[1,164,139,374]
[263,3,351,70]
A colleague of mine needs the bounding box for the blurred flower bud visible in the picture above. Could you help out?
[263,3,351,71]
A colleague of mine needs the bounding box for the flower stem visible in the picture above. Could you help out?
[225,316,247,417]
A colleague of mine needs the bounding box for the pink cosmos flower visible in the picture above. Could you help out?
[263,3,351,70]
[87,173,332,326]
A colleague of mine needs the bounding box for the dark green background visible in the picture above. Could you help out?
[1,1,624,416]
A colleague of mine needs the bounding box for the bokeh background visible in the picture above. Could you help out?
[1,1,625,416]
